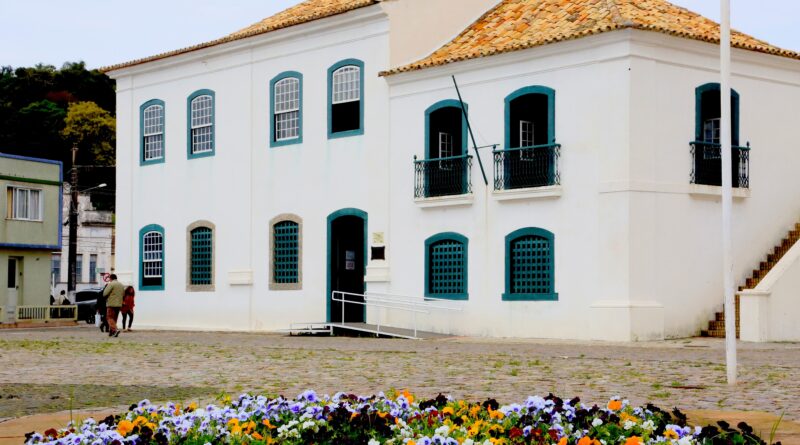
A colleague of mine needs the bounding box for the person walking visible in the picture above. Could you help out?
[121,286,135,332]
[96,285,108,333]
[102,274,124,337]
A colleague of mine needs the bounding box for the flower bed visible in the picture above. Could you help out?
[26,390,768,445]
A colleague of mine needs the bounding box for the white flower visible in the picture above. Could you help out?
[623,420,636,430]
[368,439,381,445]
[678,437,693,445]
[463,440,474,445]
[435,425,450,436]
[592,418,603,427]
[642,420,655,431]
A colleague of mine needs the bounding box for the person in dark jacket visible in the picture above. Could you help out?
[96,286,108,333]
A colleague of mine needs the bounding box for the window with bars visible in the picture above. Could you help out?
[503,228,557,301]
[6,186,42,221]
[271,73,302,146]
[141,101,165,163]
[273,221,299,285]
[187,90,215,157]
[328,60,364,137]
[425,233,468,300]
[190,227,213,286]
[140,225,164,290]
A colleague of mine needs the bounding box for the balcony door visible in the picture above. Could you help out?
[426,102,466,197]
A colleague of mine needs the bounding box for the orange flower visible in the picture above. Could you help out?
[378,411,389,419]
[408,441,416,445]
[117,420,134,437]
[625,437,643,445]
[252,432,264,440]
[607,399,622,411]
[558,437,568,445]
[577,437,600,445]
[262,419,277,430]
[401,389,415,404]
[351,412,360,420]
[488,408,505,420]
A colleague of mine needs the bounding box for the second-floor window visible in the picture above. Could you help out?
[6,186,42,221]
[271,72,302,146]
[328,59,364,137]
[141,100,165,164]
[188,90,215,157]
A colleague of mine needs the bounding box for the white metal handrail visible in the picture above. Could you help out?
[16,305,78,322]
[331,290,462,338]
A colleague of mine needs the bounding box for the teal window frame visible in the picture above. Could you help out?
[140,99,166,166]
[424,232,468,301]
[503,227,557,301]
[270,71,303,147]
[187,89,216,159]
[139,224,165,291]
[327,58,364,139]
[424,99,468,159]
[189,226,213,286]
[504,86,556,148]
[694,83,739,145]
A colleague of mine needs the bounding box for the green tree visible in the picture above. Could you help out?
[15,100,66,159]
[62,101,116,166]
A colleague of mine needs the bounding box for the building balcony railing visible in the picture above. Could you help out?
[690,141,750,188]
[414,154,473,199]
[493,143,561,191]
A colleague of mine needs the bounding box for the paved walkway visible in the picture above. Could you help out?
[0,327,797,437]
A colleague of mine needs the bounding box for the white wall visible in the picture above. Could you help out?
[111,7,391,331]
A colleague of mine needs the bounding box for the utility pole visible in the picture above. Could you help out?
[67,144,79,304]
[720,0,737,385]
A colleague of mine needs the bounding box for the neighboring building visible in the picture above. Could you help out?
[0,153,62,322]
[51,192,114,296]
[105,0,800,341]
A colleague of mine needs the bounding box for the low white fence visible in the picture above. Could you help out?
[15,305,78,322]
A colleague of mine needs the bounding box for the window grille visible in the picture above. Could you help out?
[89,254,97,283]
[143,104,164,160]
[332,66,360,104]
[52,254,61,283]
[428,239,465,295]
[190,227,212,285]
[76,254,83,282]
[509,234,553,295]
[273,221,299,284]
[190,95,213,154]
[274,77,300,141]
[7,187,42,221]
[143,231,163,279]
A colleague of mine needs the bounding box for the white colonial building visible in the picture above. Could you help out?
[106,0,800,341]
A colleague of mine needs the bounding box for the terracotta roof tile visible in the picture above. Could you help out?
[102,0,378,73]
[382,0,800,76]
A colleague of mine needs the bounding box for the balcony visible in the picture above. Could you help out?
[493,143,561,191]
[414,154,473,199]
[690,141,750,188]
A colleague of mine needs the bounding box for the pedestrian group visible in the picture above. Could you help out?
[98,274,135,337]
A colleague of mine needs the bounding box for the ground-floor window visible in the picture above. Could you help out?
[425,232,468,300]
[503,227,557,301]
[140,224,165,290]
[270,214,302,290]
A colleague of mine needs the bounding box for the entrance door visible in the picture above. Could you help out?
[7,258,19,320]
[328,213,365,323]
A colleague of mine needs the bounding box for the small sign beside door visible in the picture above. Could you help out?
[345,250,355,270]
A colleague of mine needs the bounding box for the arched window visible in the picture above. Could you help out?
[270,72,303,146]
[139,224,165,290]
[503,228,557,301]
[187,222,214,290]
[187,89,215,158]
[424,232,468,300]
[328,59,364,138]
[691,83,746,187]
[140,99,165,165]
[499,86,558,189]
[270,214,302,290]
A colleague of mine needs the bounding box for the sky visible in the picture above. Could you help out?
[1,1,799,70]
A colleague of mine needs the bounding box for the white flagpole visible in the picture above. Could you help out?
[720,0,737,385]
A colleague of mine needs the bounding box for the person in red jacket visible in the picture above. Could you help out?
[121,286,136,332]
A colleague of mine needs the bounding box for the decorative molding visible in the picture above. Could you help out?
[414,194,474,208]
[494,186,562,201]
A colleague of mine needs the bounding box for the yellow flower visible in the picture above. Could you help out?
[469,405,481,418]
[117,420,134,437]
[664,429,679,439]
[442,407,455,416]
[187,402,198,411]
[620,412,640,423]
[488,408,505,420]
[378,411,389,419]
[132,416,148,426]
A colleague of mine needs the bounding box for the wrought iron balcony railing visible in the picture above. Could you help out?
[414,154,473,198]
[690,141,750,188]
[493,143,561,191]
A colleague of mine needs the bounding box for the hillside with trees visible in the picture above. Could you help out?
[0,62,116,209]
